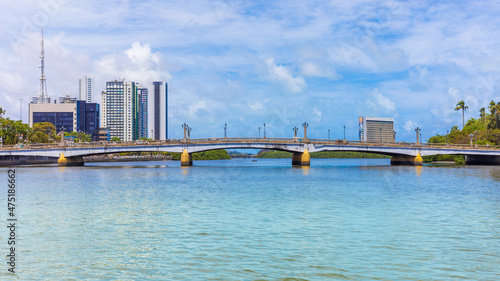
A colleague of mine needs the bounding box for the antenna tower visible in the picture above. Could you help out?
[38,29,48,103]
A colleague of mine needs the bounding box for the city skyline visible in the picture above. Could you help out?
[1,1,500,141]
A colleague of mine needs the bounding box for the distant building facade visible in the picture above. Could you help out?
[29,100,100,141]
[100,80,139,141]
[98,128,110,141]
[59,95,77,104]
[148,81,168,140]
[79,76,94,103]
[359,116,395,142]
[137,87,148,139]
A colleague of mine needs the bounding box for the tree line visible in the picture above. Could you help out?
[0,107,91,145]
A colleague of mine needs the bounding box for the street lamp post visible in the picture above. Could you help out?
[302,122,308,141]
[469,133,474,147]
[328,129,330,140]
[393,130,397,143]
[263,123,266,139]
[446,130,449,145]
[415,127,421,144]
[343,125,346,140]
[258,127,260,138]
[187,127,192,140]
[293,126,299,138]
[182,123,188,140]
[224,123,227,140]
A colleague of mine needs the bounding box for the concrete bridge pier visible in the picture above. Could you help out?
[390,153,423,166]
[292,149,310,166]
[181,149,193,166]
[465,155,500,165]
[58,153,85,166]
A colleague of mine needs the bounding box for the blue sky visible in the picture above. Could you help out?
[1,0,500,141]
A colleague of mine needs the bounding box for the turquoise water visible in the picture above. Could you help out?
[1,158,500,280]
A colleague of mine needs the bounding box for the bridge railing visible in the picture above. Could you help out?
[1,138,500,151]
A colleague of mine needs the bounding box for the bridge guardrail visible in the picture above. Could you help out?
[1,138,500,151]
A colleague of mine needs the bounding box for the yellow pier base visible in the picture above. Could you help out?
[292,149,311,166]
[180,149,193,166]
[391,153,423,166]
[58,153,84,166]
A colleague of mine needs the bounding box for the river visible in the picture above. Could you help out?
[1,158,499,280]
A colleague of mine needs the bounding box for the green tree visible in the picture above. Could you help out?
[32,122,56,143]
[0,118,33,145]
[110,137,121,142]
[0,106,5,119]
[455,100,469,129]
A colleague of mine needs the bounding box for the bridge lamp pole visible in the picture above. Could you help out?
[343,126,346,141]
[302,122,308,141]
[328,129,330,140]
[263,123,266,140]
[187,127,192,140]
[258,127,260,138]
[393,130,397,143]
[293,127,299,138]
[182,123,188,140]
[224,123,227,140]
[446,130,449,145]
[415,127,421,144]
[469,133,474,147]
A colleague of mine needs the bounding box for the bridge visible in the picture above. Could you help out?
[1,137,500,166]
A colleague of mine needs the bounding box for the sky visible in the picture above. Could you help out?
[1,0,500,141]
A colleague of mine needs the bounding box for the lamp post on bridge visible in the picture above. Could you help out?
[415,127,421,144]
[263,123,266,140]
[182,123,188,140]
[258,127,260,139]
[328,129,330,140]
[343,125,346,141]
[302,122,308,141]
[446,130,449,145]
[224,123,227,140]
[187,126,192,140]
[393,130,397,143]
[293,126,299,138]
[469,133,474,147]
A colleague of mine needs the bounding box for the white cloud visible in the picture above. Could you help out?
[404,120,419,133]
[265,58,306,93]
[97,41,167,85]
[372,89,396,111]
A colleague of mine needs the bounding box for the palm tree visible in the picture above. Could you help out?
[455,100,468,129]
[479,107,485,118]
[0,106,5,119]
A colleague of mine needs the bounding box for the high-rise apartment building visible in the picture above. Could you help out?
[148,81,168,140]
[359,116,395,142]
[79,76,94,103]
[100,80,139,141]
[137,87,148,139]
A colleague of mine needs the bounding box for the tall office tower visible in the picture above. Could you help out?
[359,116,395,142]
[137,87,148,139]
[31,29,51,104]
[101,80,139,141]
[148,81,168,140]
[79,76,94,103]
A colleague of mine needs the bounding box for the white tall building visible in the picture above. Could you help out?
[79,76,94,103]
[101,80,139,141]
[359,116,395,142]
[148,81,168,140]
